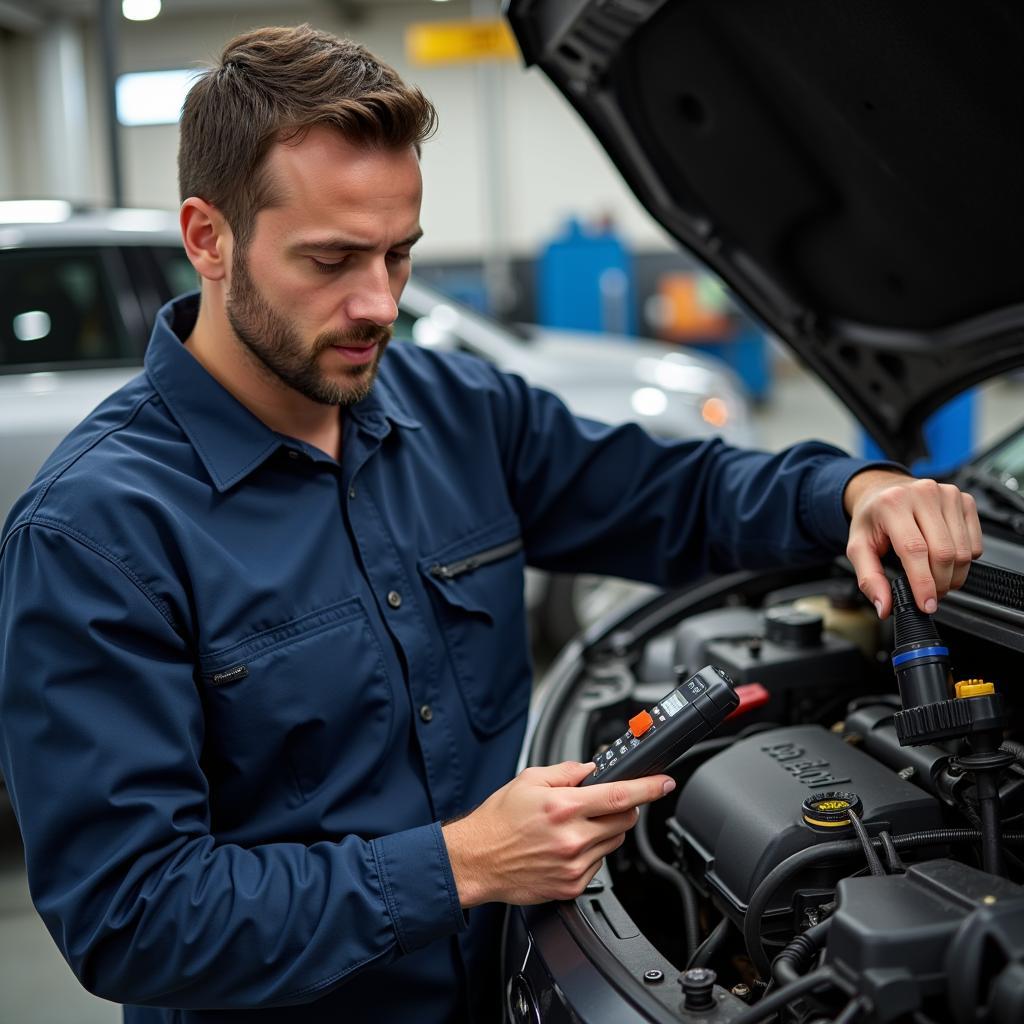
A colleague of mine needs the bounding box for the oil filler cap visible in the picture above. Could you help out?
[802,791,863,830]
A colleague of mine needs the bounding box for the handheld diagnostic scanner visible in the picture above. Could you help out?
[580,665,739,786]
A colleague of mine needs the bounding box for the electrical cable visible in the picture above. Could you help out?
[634,803,699,960]
[742,828,1024,978]
[878,831,905,873]
[725,967,840,1024]
[847,810,885,877]
[771,918,831,987]
[686,916,731,970]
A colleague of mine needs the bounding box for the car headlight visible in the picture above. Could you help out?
[631,387,669,417]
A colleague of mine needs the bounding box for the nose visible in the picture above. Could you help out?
[344,261,399,327]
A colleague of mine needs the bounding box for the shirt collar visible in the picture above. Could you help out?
[145,294,420,492]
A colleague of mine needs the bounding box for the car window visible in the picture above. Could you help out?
[0,248,131,370]
[394,308,417,339]
[153,246,200,297]
[976,428,1024,496]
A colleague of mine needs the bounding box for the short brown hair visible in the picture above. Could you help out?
[178,24,437,247]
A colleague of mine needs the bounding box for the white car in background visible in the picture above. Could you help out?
[0,202,753,649]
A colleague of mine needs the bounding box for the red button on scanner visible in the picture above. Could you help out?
[629,710,654,738]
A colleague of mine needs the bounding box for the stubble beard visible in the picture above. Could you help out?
[225,247,392,407]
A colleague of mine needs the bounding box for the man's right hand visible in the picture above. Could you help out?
[441,761,675,907]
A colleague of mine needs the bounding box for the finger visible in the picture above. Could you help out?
[911,490,957,600]
[940,484,974,592]
[572,833,627,881]
[582,808,642,846]
[885,509,938,614]
[573,843,620,896]
[846,531,892,618]
[962,491,983,559]
[580,775,675,818]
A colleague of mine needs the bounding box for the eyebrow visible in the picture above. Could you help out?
[291,229,423,254]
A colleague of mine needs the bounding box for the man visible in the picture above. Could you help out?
[0,23,981,1024]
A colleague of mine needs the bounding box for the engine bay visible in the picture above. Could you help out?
[525,564,1024,1024]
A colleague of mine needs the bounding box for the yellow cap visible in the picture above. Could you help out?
[955,679,996,698]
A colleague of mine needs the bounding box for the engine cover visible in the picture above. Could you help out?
[669,725,945,916]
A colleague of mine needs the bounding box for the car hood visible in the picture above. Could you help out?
[505,0,1024,464]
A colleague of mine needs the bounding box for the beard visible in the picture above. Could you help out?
[225,248,392,407]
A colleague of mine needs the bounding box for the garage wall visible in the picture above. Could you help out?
[0,35,14,195]
[94,2,674,259]
[0,32,39,198]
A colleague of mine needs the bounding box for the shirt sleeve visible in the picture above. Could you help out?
[0,522,466,1010]
[487,368,905,584]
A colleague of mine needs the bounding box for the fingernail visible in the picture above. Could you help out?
[874,600,883,618]
[663,780,676,795]
[925,598,937,614]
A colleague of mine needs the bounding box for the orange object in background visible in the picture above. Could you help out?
[654,272,733,341]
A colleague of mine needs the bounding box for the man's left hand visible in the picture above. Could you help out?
[843,469,983,619]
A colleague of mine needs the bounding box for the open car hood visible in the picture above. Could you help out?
[505,0,1024,464]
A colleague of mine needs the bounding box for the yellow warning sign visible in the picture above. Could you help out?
[406,20,520,66]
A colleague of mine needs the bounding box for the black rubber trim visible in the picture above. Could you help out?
[960,561,1024,612]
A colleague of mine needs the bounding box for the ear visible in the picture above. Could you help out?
[180,198,232,283]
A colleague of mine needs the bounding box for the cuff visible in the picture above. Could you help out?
[371,821,468,955]
[802,458,909,550]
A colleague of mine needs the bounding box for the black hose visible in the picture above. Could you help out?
[1001,740,1024,763]
[687,916,731,970]
[634,803,699,960]
[879,831,905,873]
[742,828,1024,978]
[976,773,1004,877]
[726,967,839,1024]
[847,811,885,877]
[771,918,832,987]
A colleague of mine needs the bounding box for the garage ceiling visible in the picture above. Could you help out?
[0,0,472,32]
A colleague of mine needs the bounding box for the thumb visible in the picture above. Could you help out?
[541,761,597,787]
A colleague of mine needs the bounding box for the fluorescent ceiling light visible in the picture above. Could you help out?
[116,69,201,126]
[122,0,161,20]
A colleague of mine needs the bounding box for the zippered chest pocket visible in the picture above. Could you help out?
[420,526,531,736]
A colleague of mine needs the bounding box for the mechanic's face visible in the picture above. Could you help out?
[226,127,423,407]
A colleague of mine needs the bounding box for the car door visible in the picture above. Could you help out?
[0,244,145,519]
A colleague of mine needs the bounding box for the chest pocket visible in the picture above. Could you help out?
[419,519,531,737]
[198,597,394,815]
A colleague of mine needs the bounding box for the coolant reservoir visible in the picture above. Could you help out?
[793,594,879,659]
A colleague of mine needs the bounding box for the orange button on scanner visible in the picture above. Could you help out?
[629,710,654,738]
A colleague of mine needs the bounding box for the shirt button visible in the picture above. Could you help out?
[387,590,402,609]
[419,704,434,723]
[288,450,300,460]
[348,486,357,499]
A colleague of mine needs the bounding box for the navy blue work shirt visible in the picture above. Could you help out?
[0,294,884,1022]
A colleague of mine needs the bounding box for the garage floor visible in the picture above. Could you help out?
[2,357,1022,1023]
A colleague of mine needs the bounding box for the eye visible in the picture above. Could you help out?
[310,258,346,275]
[386,251,412,265]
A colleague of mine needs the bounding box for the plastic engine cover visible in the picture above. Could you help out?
[671,725,944,914]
